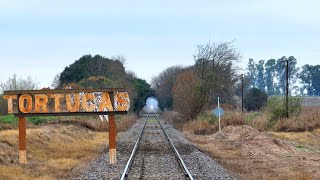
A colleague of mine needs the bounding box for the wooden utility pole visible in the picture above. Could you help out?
[241,74,244,113]
[109,115,117,164]
[18,117,27,164]
[286,59,289,118]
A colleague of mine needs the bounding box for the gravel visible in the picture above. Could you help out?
[77,117,236,180]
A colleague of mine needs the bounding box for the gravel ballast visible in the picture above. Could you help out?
[77,117,236,179]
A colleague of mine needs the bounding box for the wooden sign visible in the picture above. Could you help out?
[3,89,130,116]
[3,88,130,165]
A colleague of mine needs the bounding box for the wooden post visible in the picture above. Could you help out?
[18,117,27,164]
[109,115,117,164]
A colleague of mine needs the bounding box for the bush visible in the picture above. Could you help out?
[265,96,302,122]
[273,106,320,132]
[244,88,268,111]
[172,69,204,120]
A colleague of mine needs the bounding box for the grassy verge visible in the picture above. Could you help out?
[163,110,320,179]
[0,113,138,179]
[0,125,108,179]
[0,113,138,132]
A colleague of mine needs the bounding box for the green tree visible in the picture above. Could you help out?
[300,64,320,96]
[244,88,268,111]
[132,78,154,113]
[59,54,126,86]
[246,58,257,88]
[275,56,299,95]
[78,76,117,89]
[265,59,276,95]
[256,60,265,90]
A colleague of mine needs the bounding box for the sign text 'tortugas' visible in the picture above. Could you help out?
[3,90,130,115]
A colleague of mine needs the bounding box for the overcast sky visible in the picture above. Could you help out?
[0,0,319,87]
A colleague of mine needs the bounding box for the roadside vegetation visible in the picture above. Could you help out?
[155,40,320,179]
[0,113,137,179]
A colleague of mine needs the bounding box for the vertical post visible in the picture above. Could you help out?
[218,97,221,132]
[241,74,244,113]
[109,115,117,164]
[286,59,289,118]
[18,117,27,164]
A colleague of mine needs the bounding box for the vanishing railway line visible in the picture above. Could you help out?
[120,114,194,180]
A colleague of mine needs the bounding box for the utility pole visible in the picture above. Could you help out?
[241,74,244,113]
[286,59,289,118]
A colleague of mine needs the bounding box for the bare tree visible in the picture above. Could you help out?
[194,40,240,104]
[0,74,39,115]
[0,74,39,93]
[51,73,61,89]
[151,65,183,109]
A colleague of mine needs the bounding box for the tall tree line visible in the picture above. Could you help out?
[246,56,320,96]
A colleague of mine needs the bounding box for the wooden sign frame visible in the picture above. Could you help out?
[3,88,130,165]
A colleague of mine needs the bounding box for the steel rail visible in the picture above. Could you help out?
[120,114,148,180]
[120,113,194,180]
[155,114,194,180]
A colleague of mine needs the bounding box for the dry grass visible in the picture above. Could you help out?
[0,124,108,179]
[183,120,214,135]
[274,106,320,132]
[0,114,138,179]
[165,106,320,134]
[163,110,320,179]
[116,114,138,132]
[270,129,320,150]
[184,126,320,180]
[182,111,246,135]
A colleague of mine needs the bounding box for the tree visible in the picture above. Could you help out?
[275,56,299,95]
[0,74,39,93]
[300,64,320,96]
[51,73,61,89]
[59,54,126,86]
[0,74,38,115]
[172,69,203,119]
[244,88,268,111]
[193,40,240,108]
[256,60,265,90]
[246,58,257,88]
[151,65,183,110]
[132,78,154,114]
[78,76,117,89]
[58,54,154,114]
[265,59,276,95]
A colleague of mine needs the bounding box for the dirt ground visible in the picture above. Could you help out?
[184,125,320,180]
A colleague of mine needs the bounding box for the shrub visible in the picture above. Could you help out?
[244,88,268,111]
[172,69,204,120]
[265,96,302,122]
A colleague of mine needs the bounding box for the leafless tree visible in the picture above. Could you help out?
[0,74,39,115]
[51,73,61,89]
[151,65,183,109]
[0,74,39,93]
[194,40,241,104]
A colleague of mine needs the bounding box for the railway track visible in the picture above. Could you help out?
[120,113,194,180]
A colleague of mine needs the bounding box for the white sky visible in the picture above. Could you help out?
[0,0,319,87]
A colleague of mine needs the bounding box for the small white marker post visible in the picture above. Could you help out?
[218,97,221,132]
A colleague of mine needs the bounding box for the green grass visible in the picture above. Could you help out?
[295,144,320,153]
[0,115,17,124]
[146,118,158,122]
[0,115,56,125]
[244,112,261,122]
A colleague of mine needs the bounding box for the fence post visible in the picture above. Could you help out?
[18,117,27,164]
[109,115,117,164]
